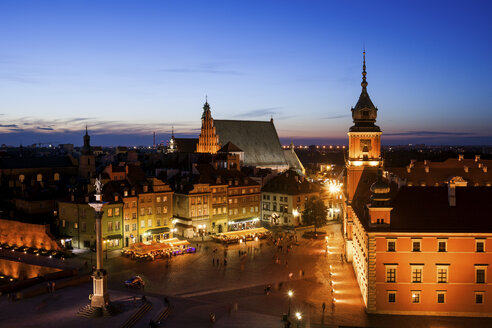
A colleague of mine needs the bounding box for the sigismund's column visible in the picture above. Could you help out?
[88,177,110,308]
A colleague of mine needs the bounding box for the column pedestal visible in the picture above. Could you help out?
[91,269,110,308]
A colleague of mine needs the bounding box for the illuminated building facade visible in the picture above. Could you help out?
[343,54,492,317]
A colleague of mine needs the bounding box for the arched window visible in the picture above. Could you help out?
[19,174,25,182]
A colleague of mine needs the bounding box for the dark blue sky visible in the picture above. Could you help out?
[1,0,491,146]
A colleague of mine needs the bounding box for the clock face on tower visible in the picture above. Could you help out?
[360,139,372,152]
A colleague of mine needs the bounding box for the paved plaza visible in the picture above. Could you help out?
[1,223,492,327]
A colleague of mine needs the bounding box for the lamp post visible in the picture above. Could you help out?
[288,290,293,316]
[295,312,302,328]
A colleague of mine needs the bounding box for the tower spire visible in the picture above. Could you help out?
[171,126,174,138]
[361,49,368,89]
[85,124,88,135]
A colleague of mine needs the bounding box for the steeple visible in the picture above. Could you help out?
[350,50,380,132]
[202,96,211,119]
[82,126,92,155]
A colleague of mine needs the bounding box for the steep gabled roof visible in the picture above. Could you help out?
[213,120,287,167]
[218,141,242,153]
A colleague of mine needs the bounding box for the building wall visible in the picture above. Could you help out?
[0,219,60,250]
[372,234,492,316]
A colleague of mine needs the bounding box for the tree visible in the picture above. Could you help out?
[301,196,328,233]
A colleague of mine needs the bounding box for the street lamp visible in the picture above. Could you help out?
[287,290,293,316]
[295,312,302,327]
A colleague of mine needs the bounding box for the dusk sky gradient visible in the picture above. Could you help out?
[1,0,491,146]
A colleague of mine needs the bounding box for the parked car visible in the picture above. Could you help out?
[124,276,144,288]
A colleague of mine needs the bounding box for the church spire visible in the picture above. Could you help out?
[361,49,368,89]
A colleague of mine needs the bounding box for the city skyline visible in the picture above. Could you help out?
[1,0,492,146]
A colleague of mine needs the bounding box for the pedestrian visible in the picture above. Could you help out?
[212,258,215,265]
[52,281,56,293]
[47,281,51,293]
[322,302,326,313]
[224,258,227,265]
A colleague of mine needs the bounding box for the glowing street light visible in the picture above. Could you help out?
[287,290,293,316]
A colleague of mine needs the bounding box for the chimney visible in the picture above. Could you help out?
[464,166,469,173]
[458,154,464,161]
[448,183,456,207]
[475,155,481,162]
[425,166,430,173]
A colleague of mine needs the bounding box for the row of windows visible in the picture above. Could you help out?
[140,219,167,228]
[228,207,259,215]
[139,207,168,216]
[228,188,259,195]
[229,196,259,204]
[387,239,486,253]
[140,196,168,203]
[18,173,60,182]
[124,223,138,232]
[386,265,487,284]
[387,291,485,304]
[263,195,306,203]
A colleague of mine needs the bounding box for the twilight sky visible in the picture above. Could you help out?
[0,0,491,146]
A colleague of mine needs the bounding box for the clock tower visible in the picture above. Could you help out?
[347,51,382,202]
[344,51,383,262]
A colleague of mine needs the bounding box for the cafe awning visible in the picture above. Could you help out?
[106,234,123,240]
[146,227,171,235]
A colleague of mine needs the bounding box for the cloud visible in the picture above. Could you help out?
[234,107,283,118]
[385,131,475,137]
[0,124,18,128]
[37,126,54,131]
[161,62,243,76]
[321,114,350,120]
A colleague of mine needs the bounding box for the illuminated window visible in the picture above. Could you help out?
[36,174,43,182]
[148,219,152,227]
[156,197,161,203]
[411,291,421,303]
[140,220,145,228]
[163,206,168,213]
[107,209,113,217]
[54,173,60,181]
[476,266,487,284]
[140,208,145,216]
[438,240,447,252]
[115,208,120,216]
[476,240,485,253]
[115,221,120,230]
[19,174,25,182]
[388,291,396,303]
[74,222,78,229]
[437,291,446,303]
[476,292,484,304]
[62,219,66,228]
[412,266,423,283]
[437,266,449,283]
[107,221,113,231]
[412,240,421,252]
[147,207,152,215]
[387,240,396,252]
[386,265,397,283]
